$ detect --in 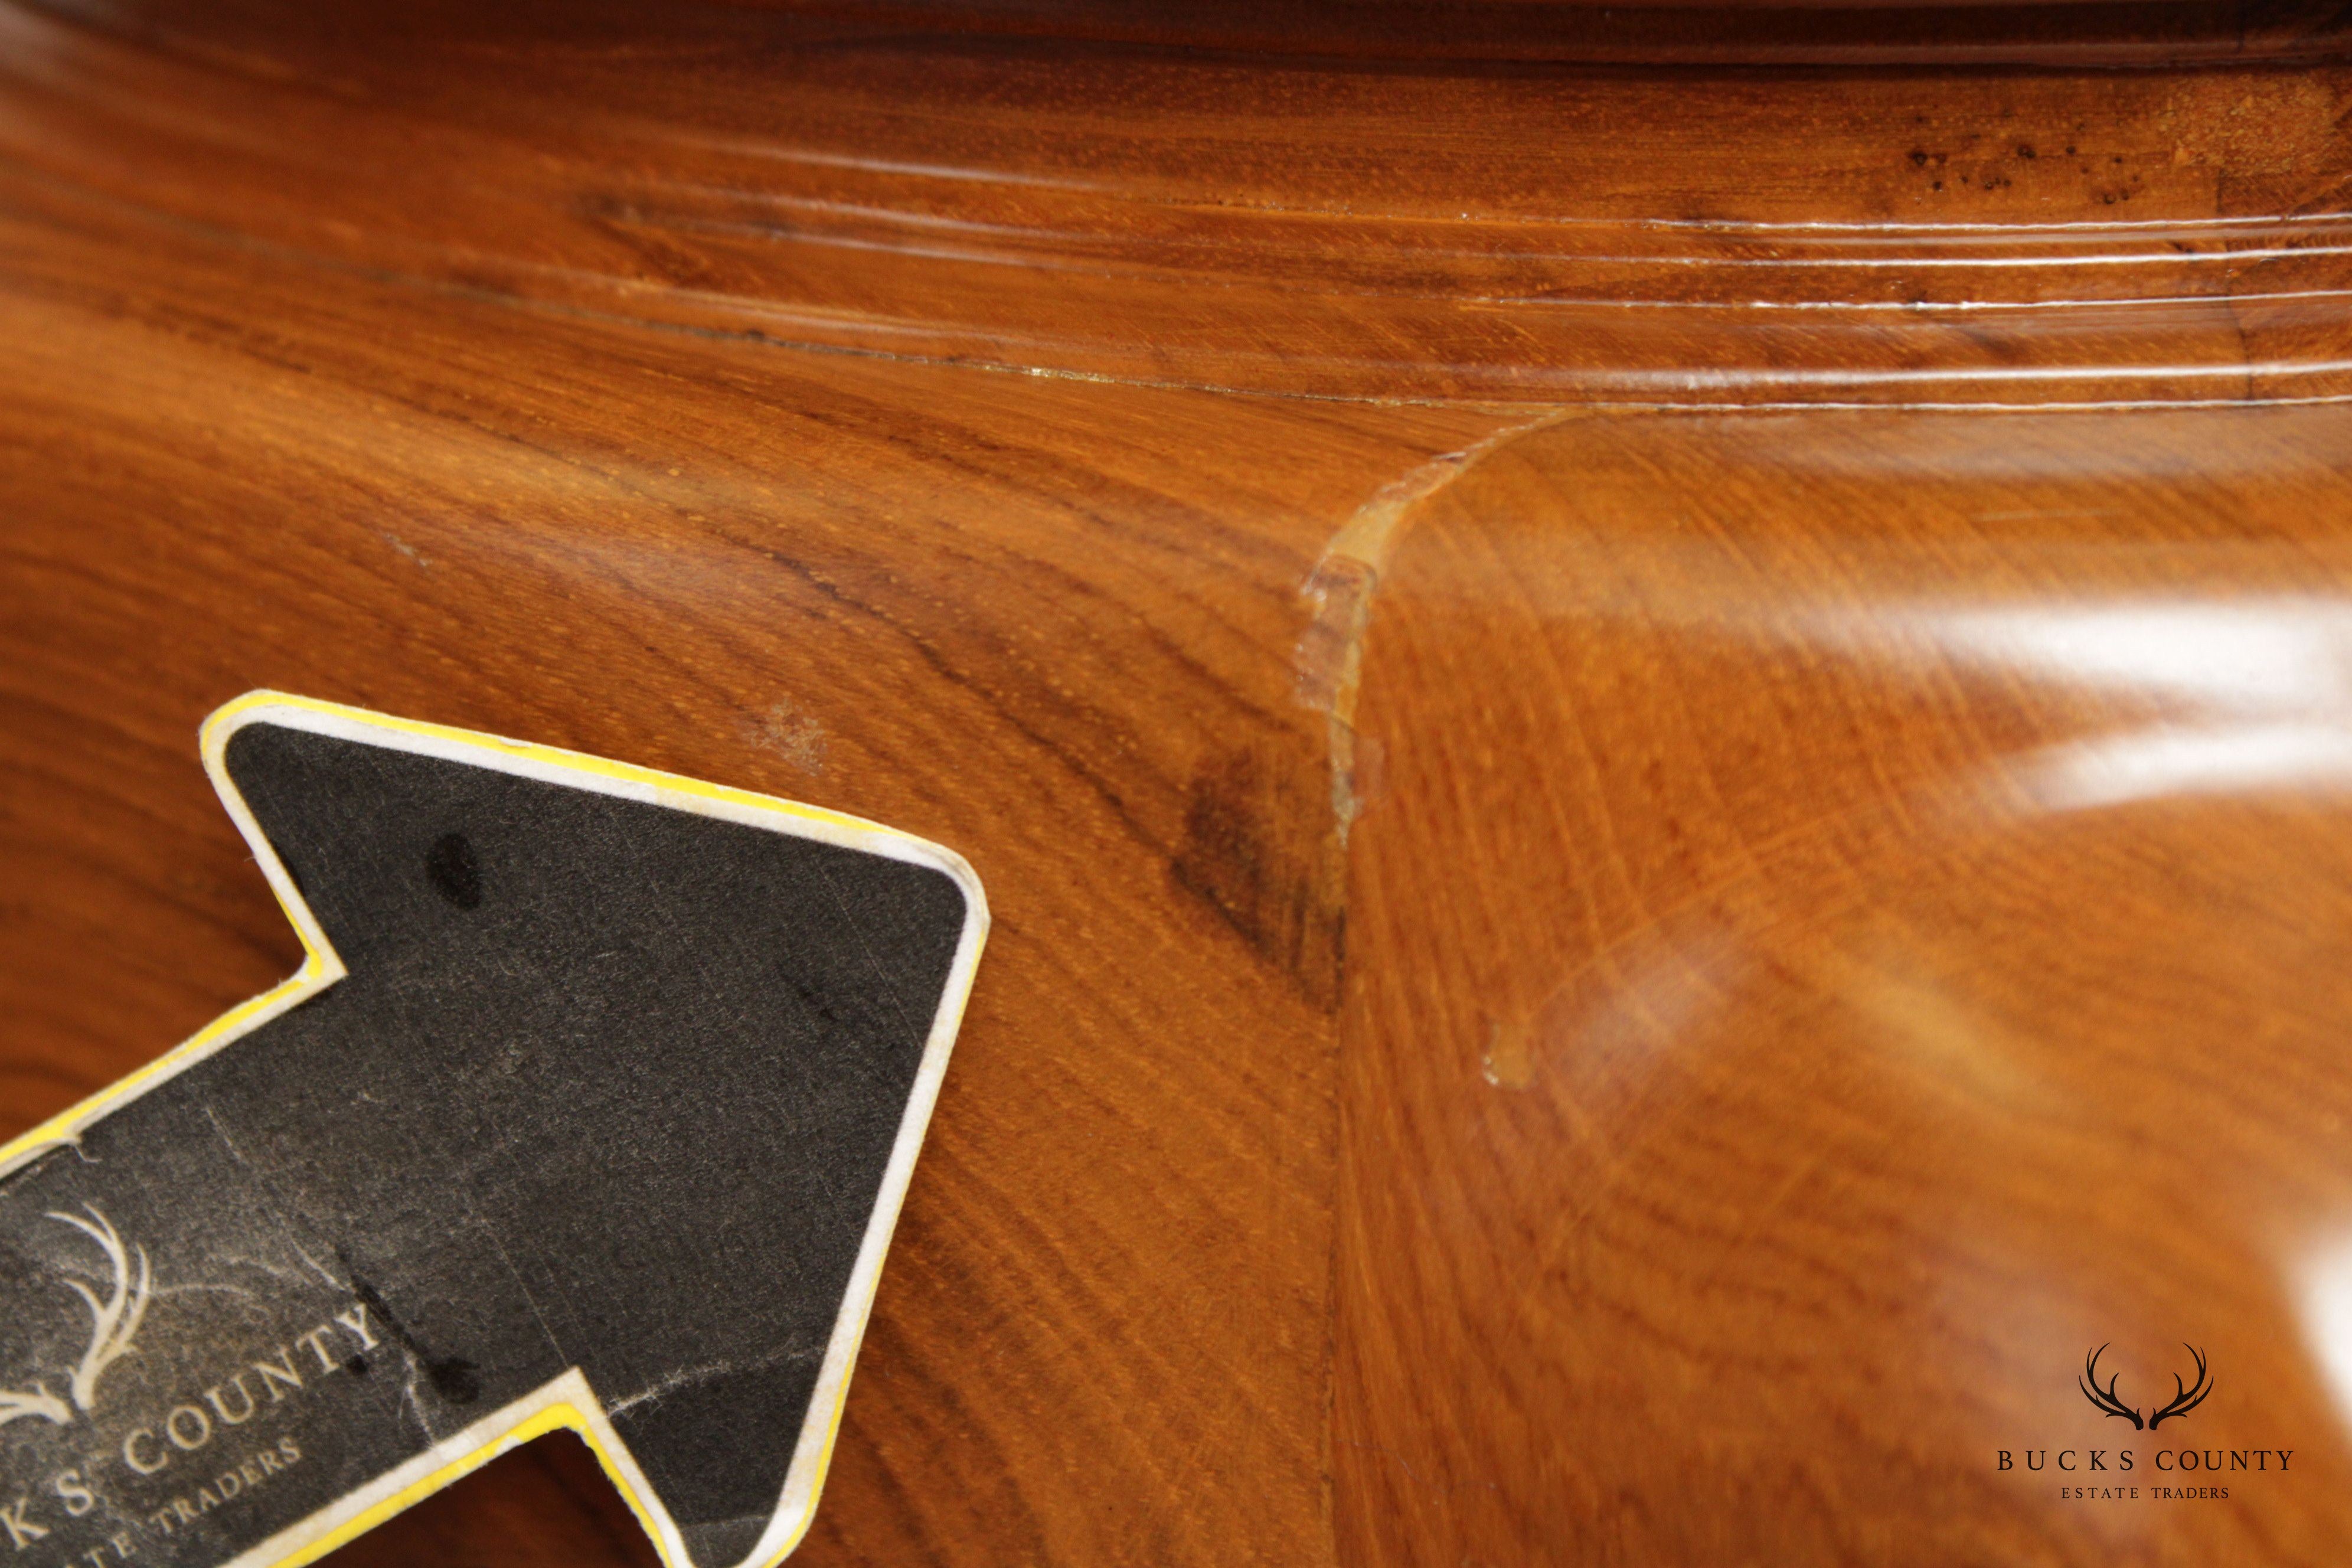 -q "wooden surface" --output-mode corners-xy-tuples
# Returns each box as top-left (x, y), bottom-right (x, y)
(9, 2), (2352, 404)
(5, 3), (2352, 1564)
(1335, 407), (2352, 1566)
